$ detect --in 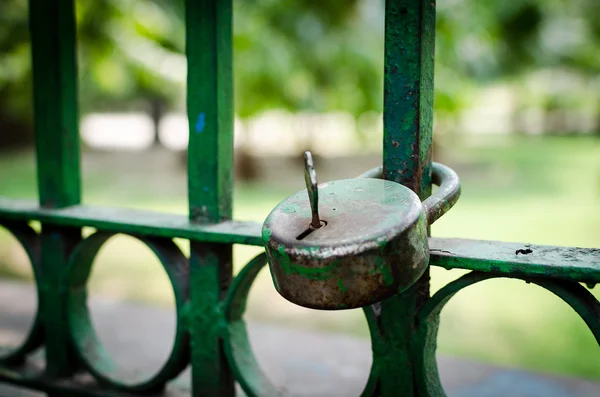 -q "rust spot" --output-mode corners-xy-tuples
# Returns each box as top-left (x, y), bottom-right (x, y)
(515, 248), (533, 255)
